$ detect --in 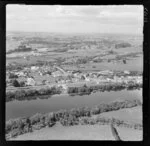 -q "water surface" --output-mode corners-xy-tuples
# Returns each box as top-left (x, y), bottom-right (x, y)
(6, 89), (142, 121)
